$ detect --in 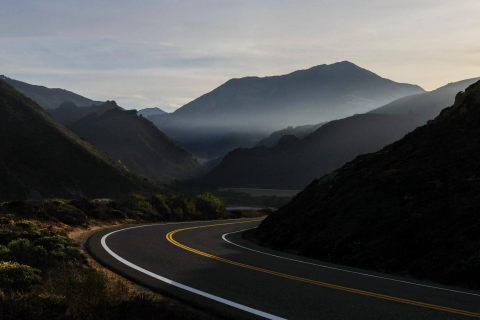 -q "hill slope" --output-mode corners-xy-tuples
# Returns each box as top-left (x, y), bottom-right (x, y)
(69, 108), (202, 182)
(150, 61), (423, 158)
(255, 80), (480, 287)
(0, 75), (102, 110)
(49, 100), (119, 126)
(205, 113), (417, 189)
(0, 79), (153, 200)
(370, 77), (480, 125)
